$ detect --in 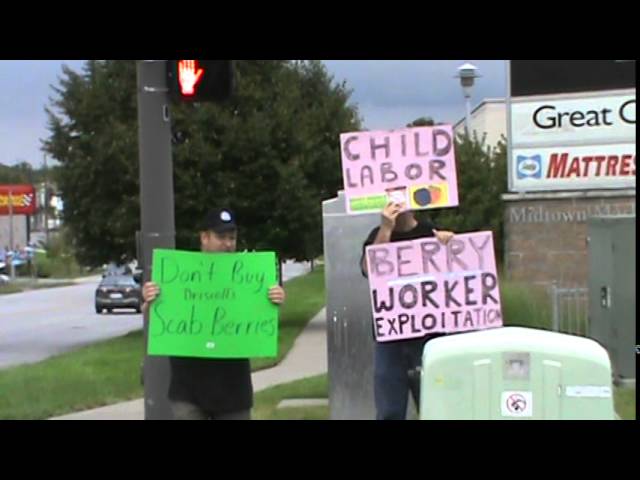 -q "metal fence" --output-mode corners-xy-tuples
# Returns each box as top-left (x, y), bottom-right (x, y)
(550, 284), (589, 336)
